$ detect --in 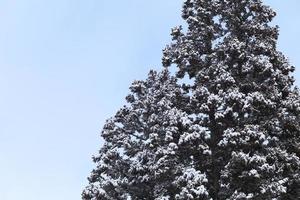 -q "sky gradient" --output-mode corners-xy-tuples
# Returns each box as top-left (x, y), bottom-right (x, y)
(0, 1), (299, 200)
